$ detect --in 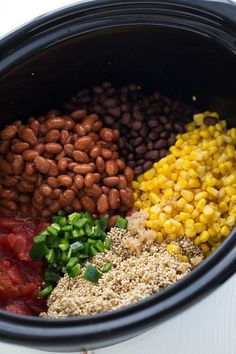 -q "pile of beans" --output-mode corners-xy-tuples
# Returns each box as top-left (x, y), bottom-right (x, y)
(65, 82), (195, 175)
(0, 110), (134, 218)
